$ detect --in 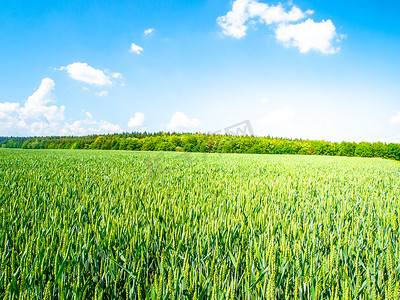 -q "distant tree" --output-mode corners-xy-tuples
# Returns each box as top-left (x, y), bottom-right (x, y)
(170, 135), (182, 148)
(156, 141), (175, 151)
(386, 144), (400, 160)
(355, 143), (373, 157)
(111, 142), (120, 150)
(39, 140), (47, 149)
(92, 136), (106, 149)
(71, 141), (83, 149)
(119, 139), (127, 150)
(0, 132), (399, 161)
(372, 142), (386, 158)
(206, 140), (213, 152)
(249, 144), (263, 154)
(31, 141), (40, 149)
(126, 138), (141, 150)
(338, 142), (356, 157)
(182, 135), (198, 152)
